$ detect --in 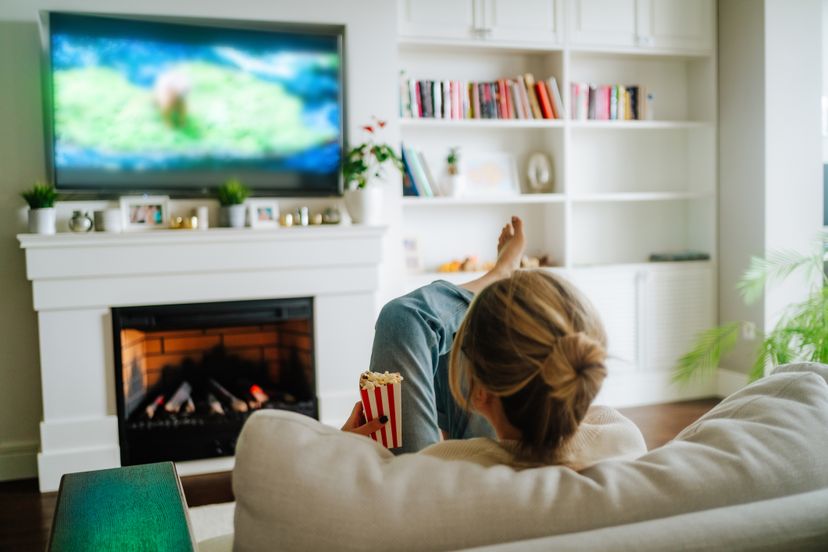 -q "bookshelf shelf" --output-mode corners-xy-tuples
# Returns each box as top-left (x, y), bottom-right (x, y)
(401, 194), (565, 206)
(571, 192), (713, 202)
(569, 120), (711, 130)
(398, 37), (564, 55)
(401, 118), (565, 129)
